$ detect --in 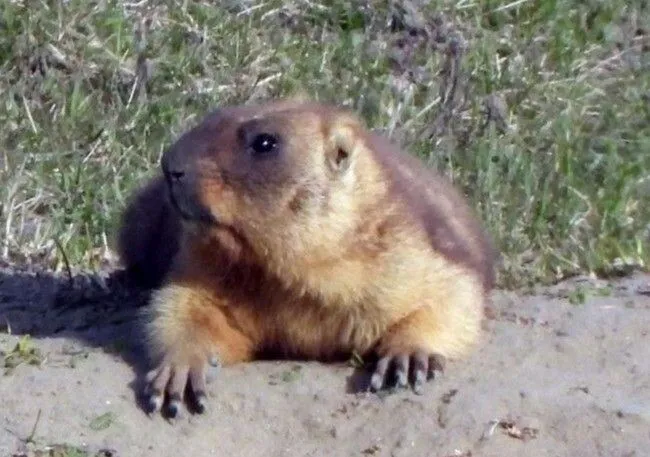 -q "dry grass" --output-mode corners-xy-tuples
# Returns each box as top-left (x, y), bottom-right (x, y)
(1, 0), (649, 288)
